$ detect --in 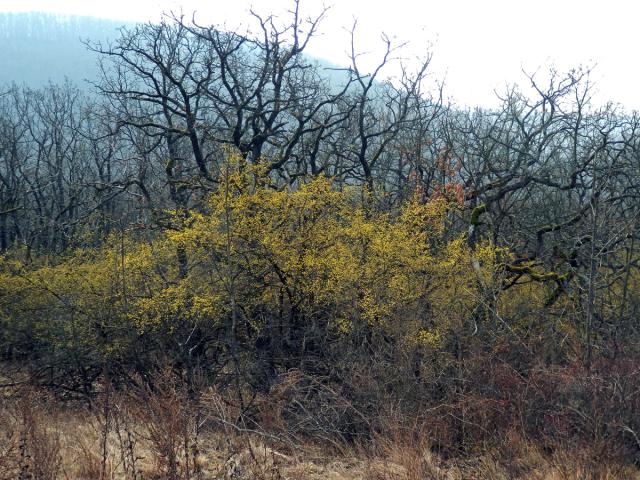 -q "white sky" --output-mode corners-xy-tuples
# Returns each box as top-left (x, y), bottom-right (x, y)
(2, 0), (639, 109)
